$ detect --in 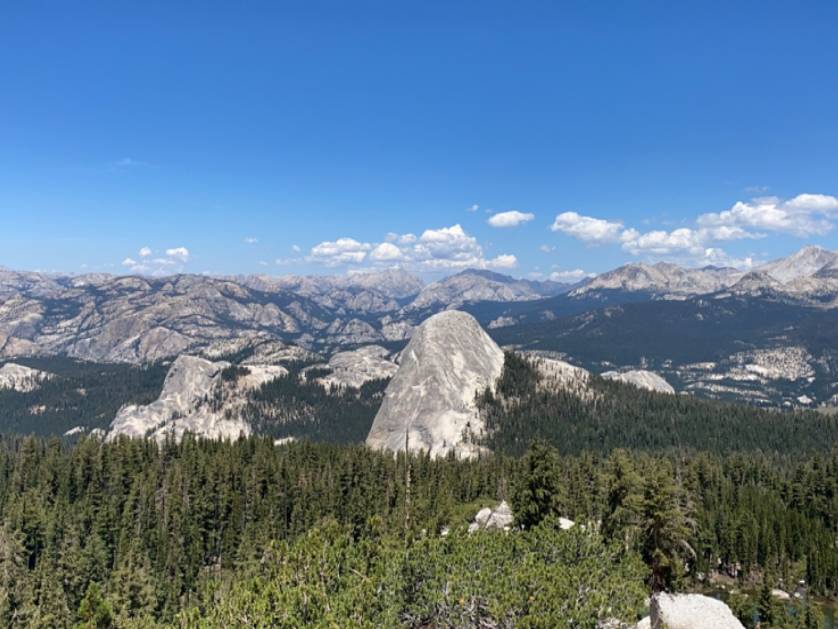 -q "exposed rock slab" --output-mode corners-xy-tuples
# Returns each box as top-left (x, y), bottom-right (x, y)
(366, 310), (504, 458)
(107, 355), (286, 442)
(468, 500), (514, 533)
(644, 592), (744, 629)
(306, 345), (398, 389)
(0, 362), (52, 392)
(601, 370), (675, 394)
